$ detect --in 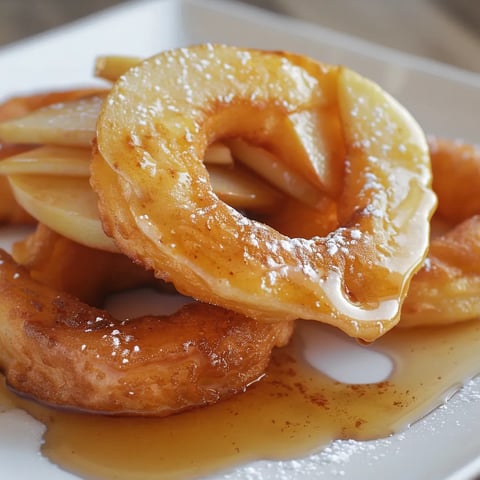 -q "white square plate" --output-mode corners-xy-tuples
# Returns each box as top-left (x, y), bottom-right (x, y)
(1, 1), (480, 479)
